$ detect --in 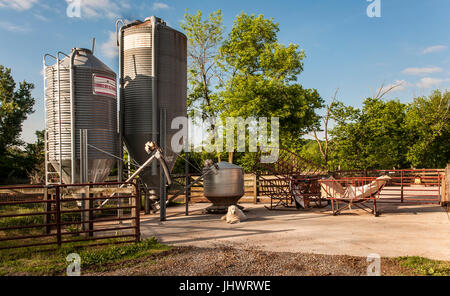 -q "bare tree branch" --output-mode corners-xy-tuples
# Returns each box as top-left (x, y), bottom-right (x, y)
(374, 81), (404, 100)
(312, 88), (339, 165)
